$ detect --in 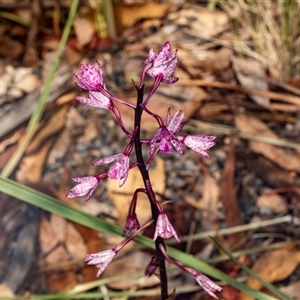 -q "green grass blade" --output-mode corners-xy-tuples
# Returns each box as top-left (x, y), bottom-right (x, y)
(0, 176), (282, 299)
